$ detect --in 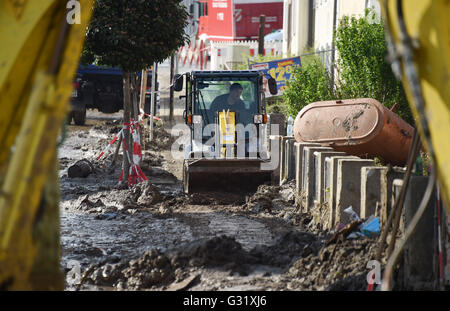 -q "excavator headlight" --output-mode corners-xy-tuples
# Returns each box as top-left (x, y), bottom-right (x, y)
(193, 115), (203, 124)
